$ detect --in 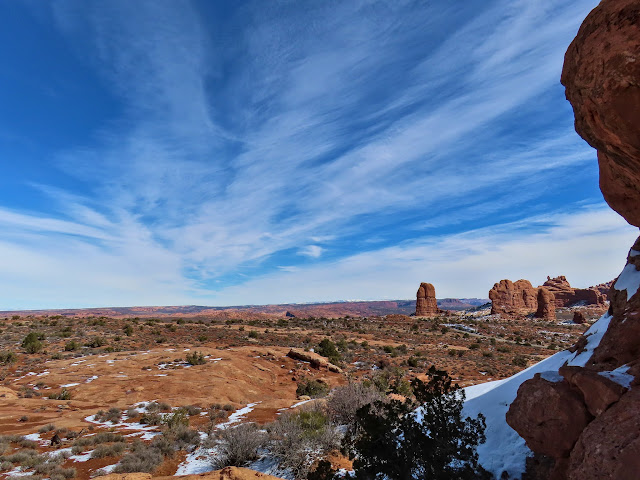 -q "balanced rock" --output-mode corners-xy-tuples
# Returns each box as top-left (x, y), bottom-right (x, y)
(415, 282), (438, 316)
